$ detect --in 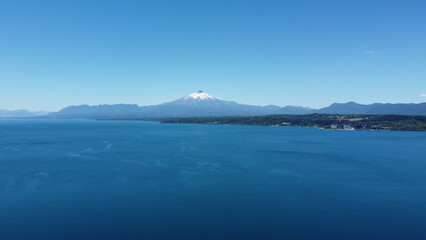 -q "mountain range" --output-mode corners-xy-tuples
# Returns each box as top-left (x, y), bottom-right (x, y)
(2, 91), (425, 119)
(42, 90), (426, 119)
(0, 109), (49, 118)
